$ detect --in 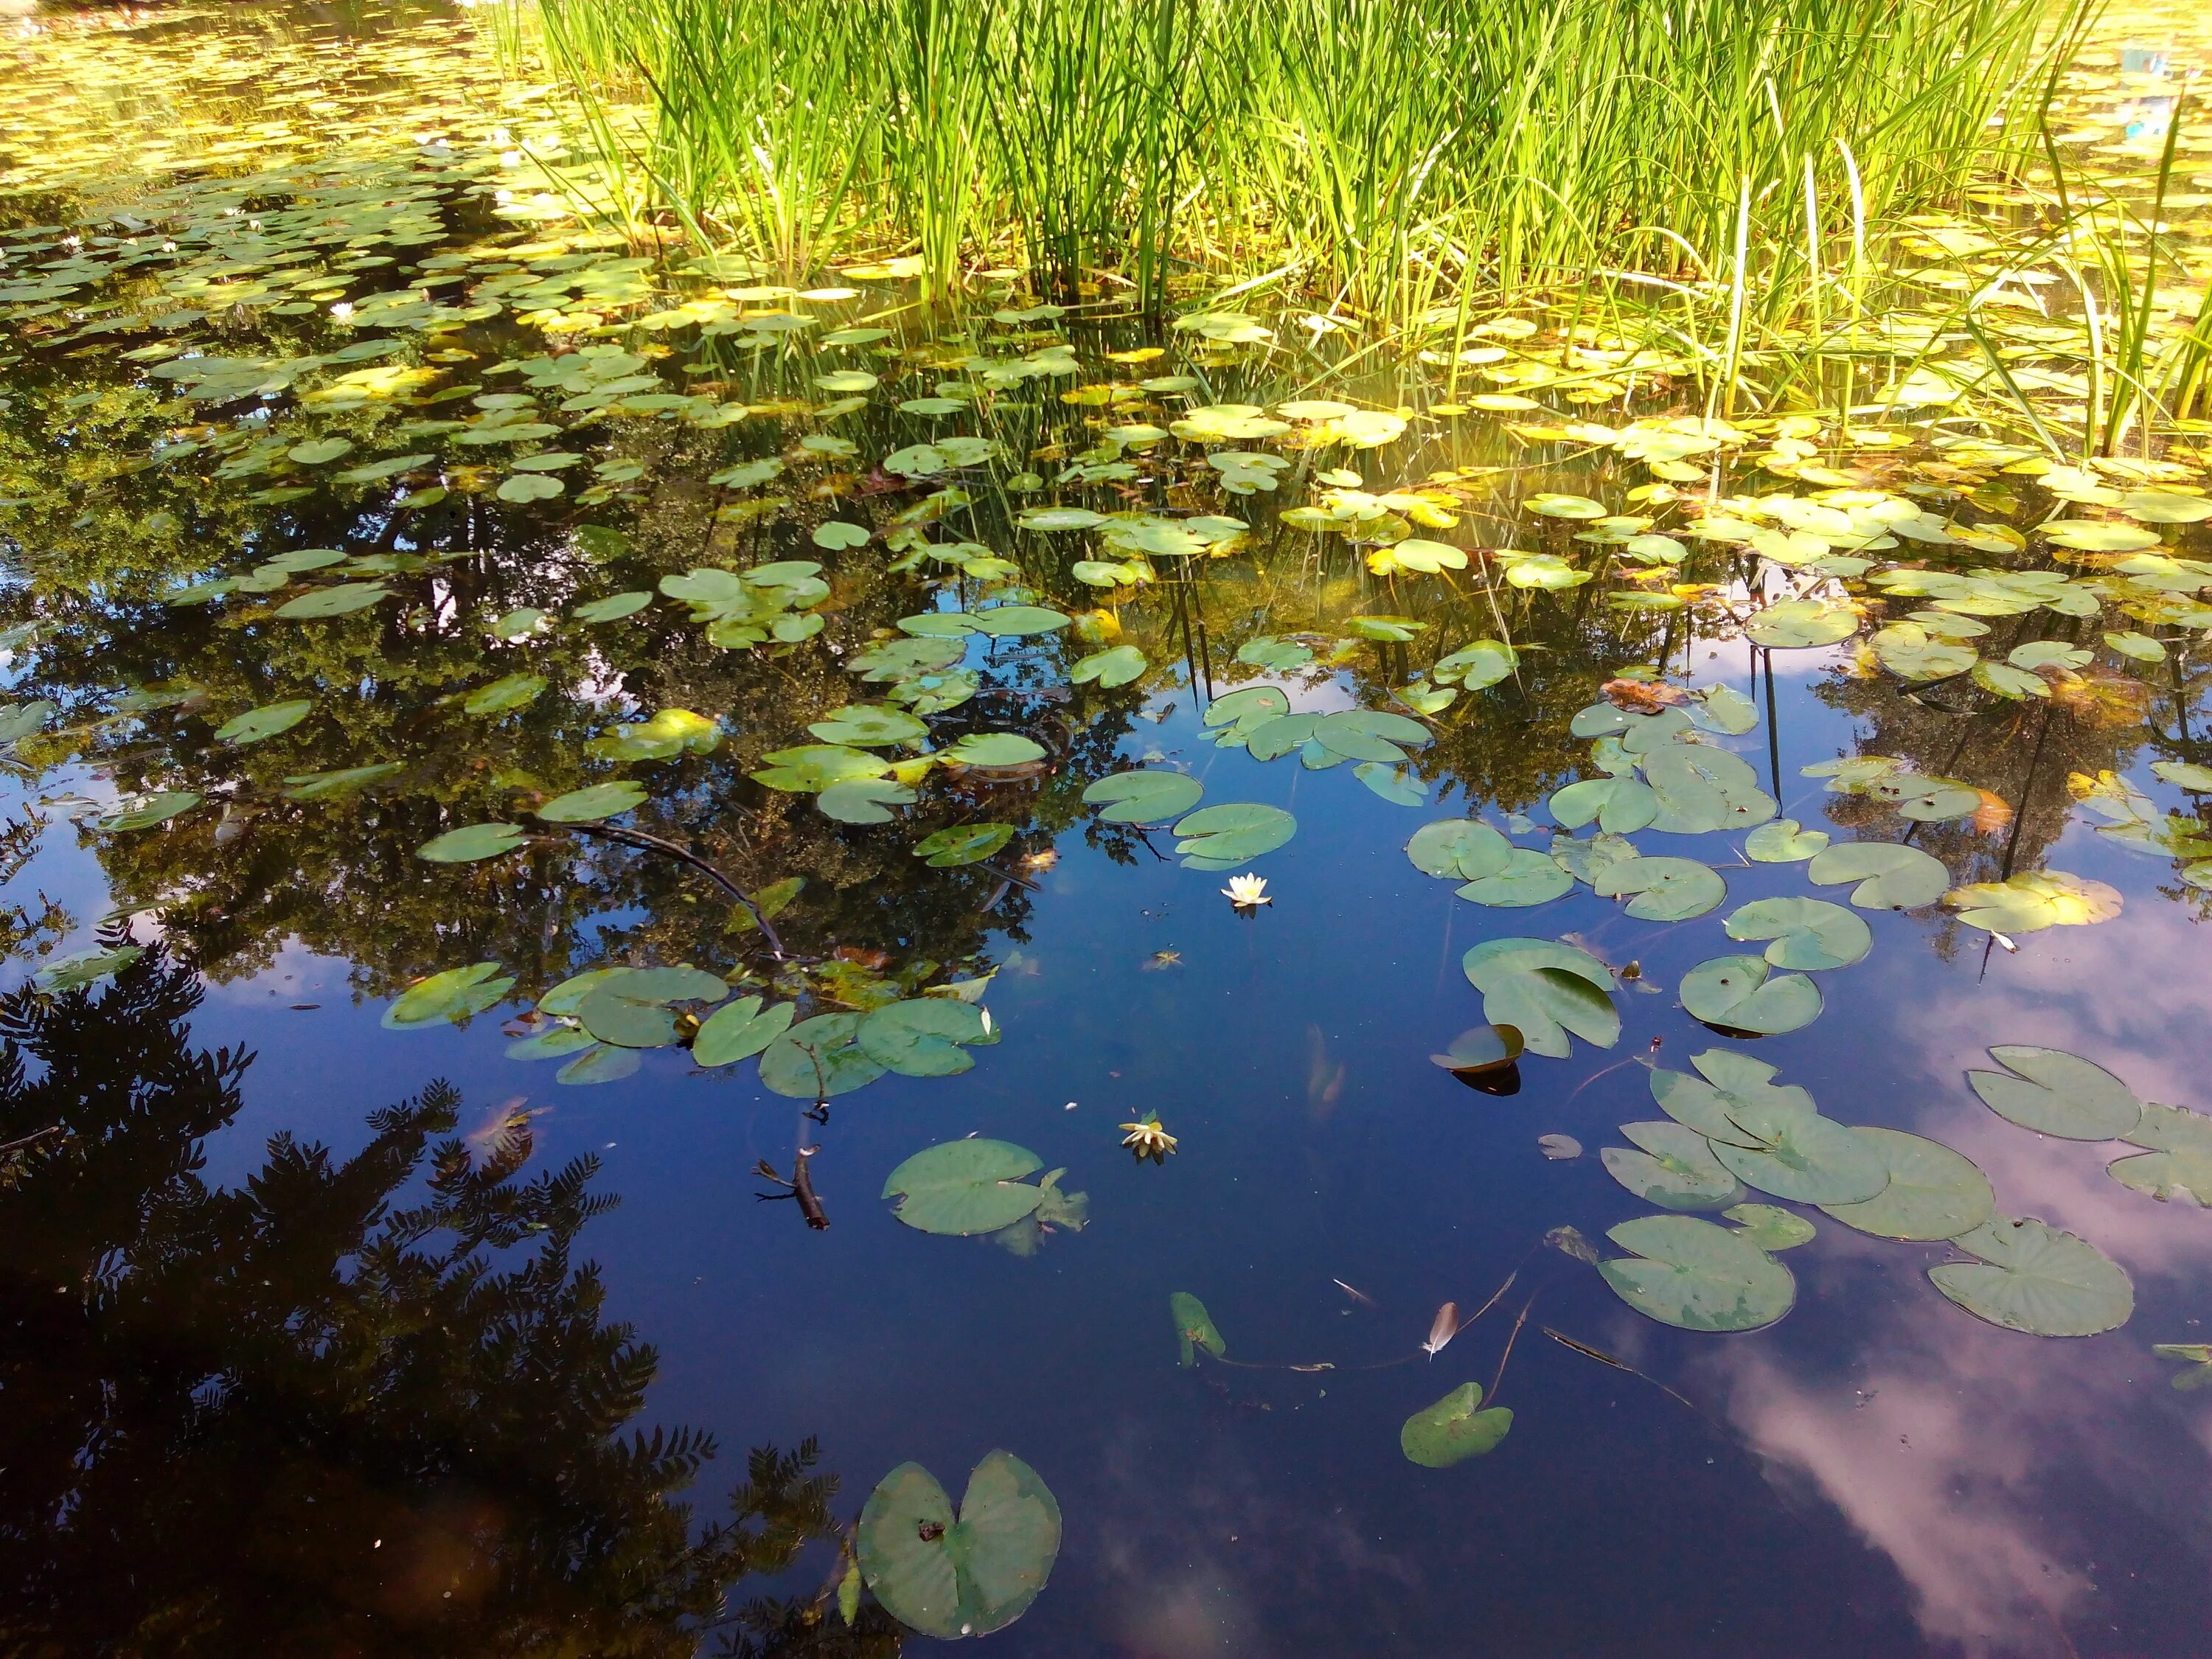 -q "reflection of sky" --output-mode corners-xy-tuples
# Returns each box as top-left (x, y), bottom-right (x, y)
(10, 658), (2212, 1655)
